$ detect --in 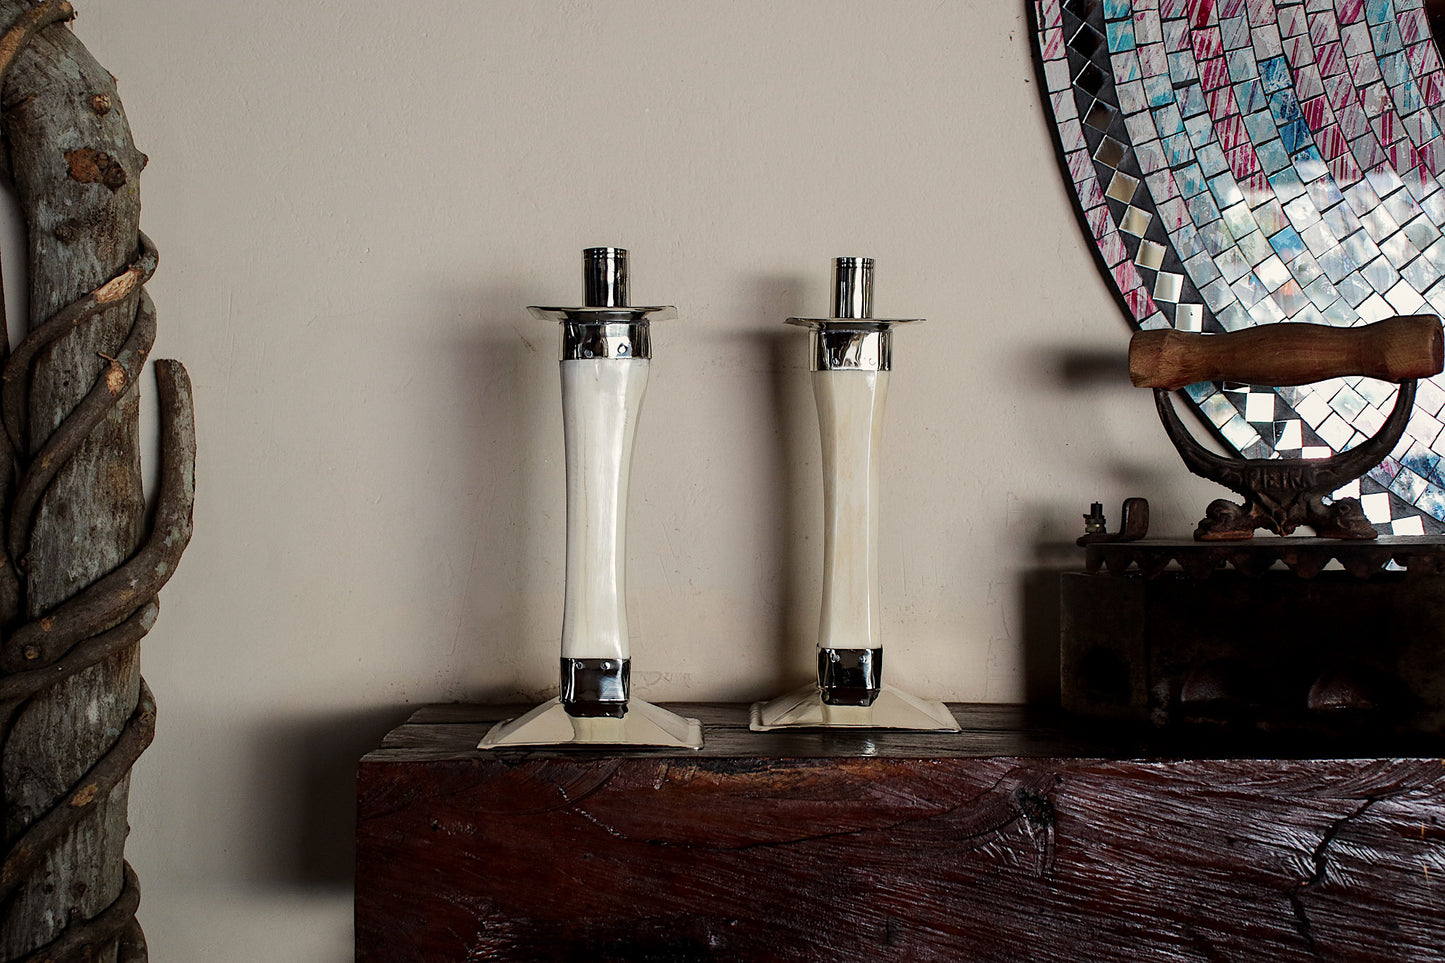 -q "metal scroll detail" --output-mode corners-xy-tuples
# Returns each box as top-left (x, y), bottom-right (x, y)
(0, 4), (196, 961)
(1154, 383), (1413, 540)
